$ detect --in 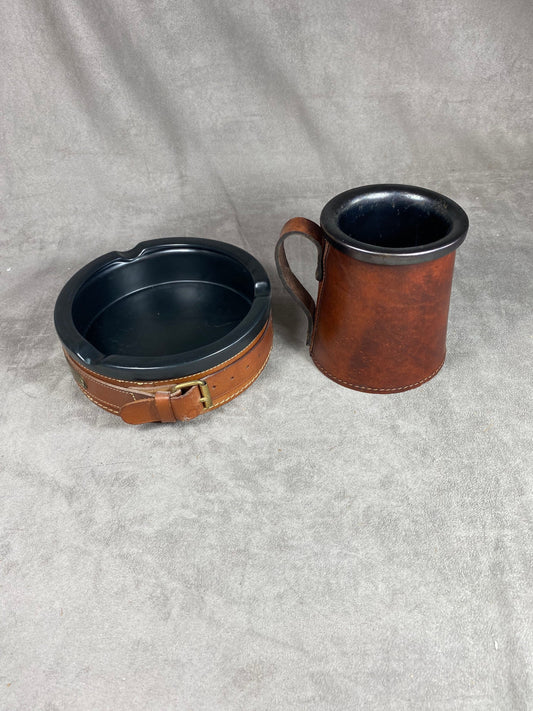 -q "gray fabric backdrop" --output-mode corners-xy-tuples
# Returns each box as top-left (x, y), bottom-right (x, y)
(2, 1), (533, 709)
